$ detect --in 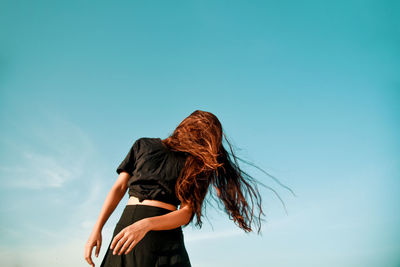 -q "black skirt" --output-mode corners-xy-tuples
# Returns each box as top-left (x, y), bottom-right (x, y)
(100, 204), (192, 267)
